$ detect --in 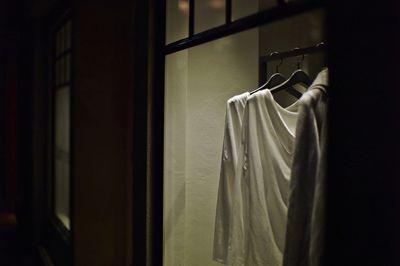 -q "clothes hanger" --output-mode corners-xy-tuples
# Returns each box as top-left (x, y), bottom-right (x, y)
(250, 53), (287, 95)
(269, 50), (312, 98)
